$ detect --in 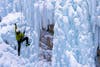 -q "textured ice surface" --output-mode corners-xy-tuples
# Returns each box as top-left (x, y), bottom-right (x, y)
(52, 0), (98, 67)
